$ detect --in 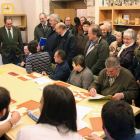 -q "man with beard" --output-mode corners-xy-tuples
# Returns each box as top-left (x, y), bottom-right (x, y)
(0, 87), (20, 138)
